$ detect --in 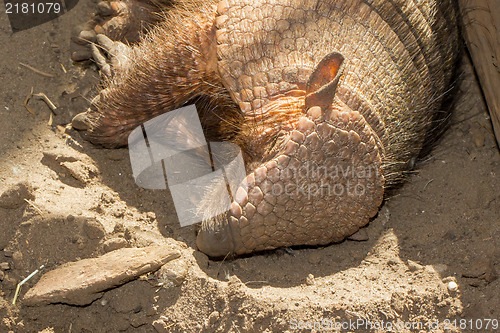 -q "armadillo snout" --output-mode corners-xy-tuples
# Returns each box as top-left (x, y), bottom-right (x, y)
(197, 99), (385, 257)
(196, 213), (235, 258)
